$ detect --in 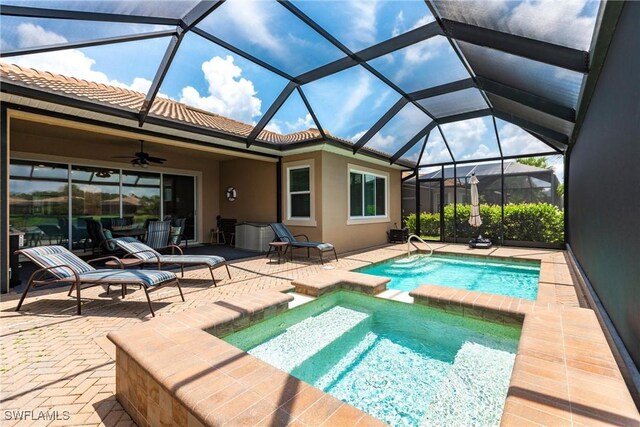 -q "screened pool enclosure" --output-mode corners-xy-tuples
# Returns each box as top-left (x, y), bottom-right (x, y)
(1, 0), (603, 247)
